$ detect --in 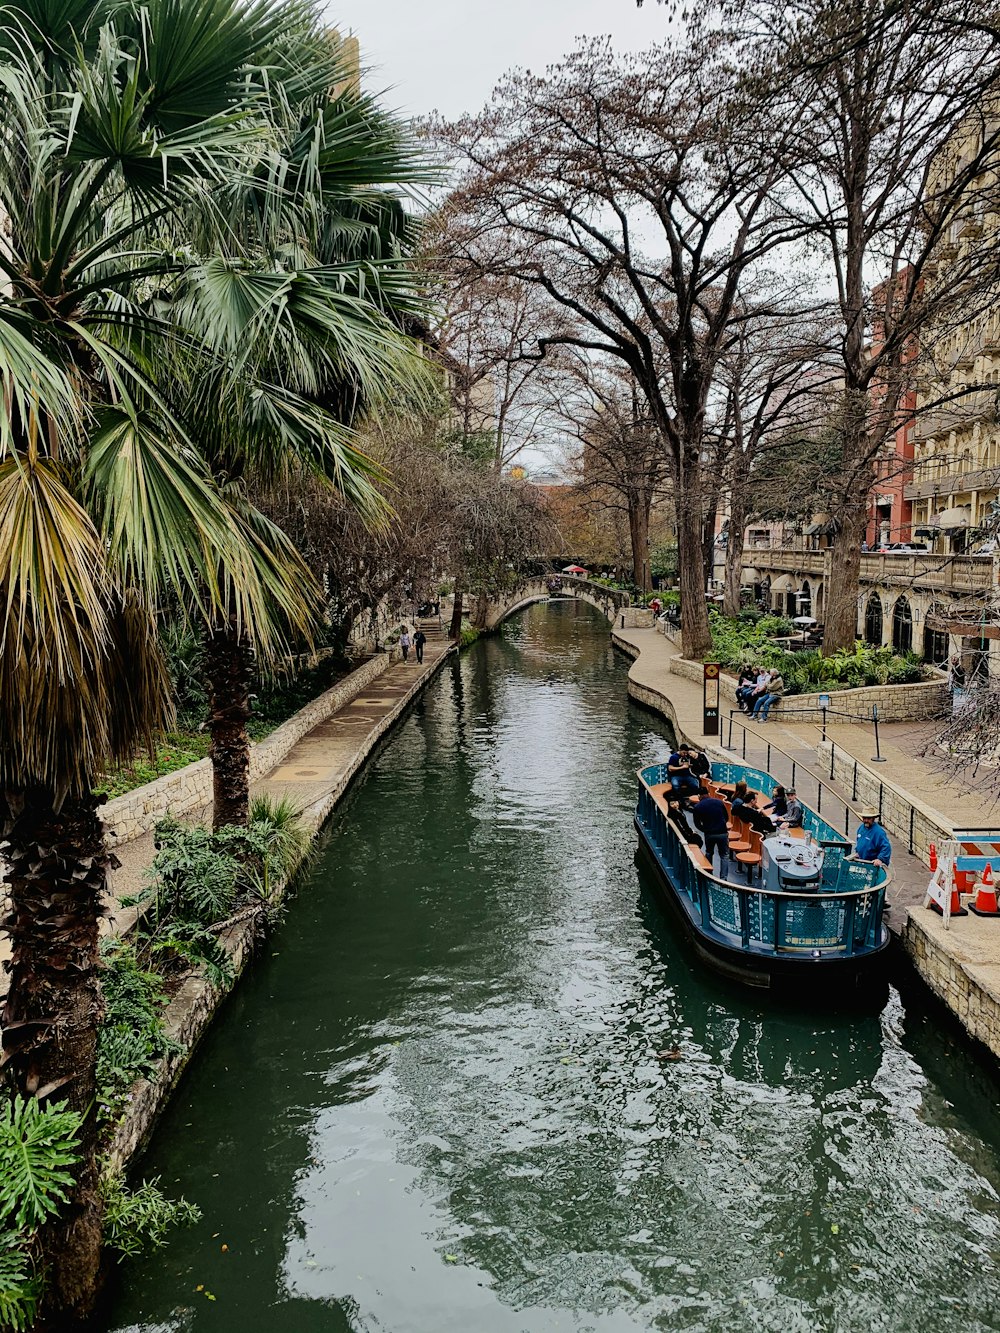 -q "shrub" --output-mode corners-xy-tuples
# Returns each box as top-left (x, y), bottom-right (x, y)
(101, 1175), (201, 1260)
(459, 619), (480, 648)
(97, 941), (179, 1118)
